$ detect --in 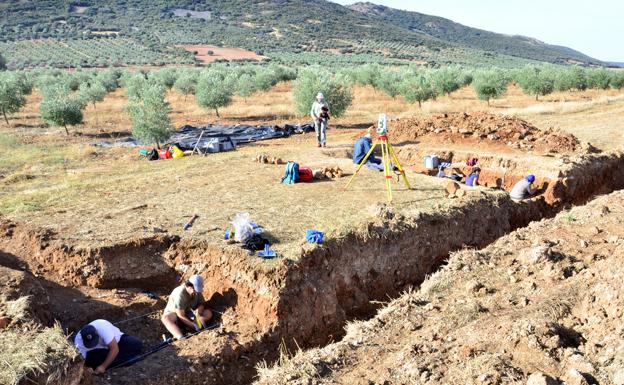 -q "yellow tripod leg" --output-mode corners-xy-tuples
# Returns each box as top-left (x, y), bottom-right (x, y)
(381, 140), (393, 202)
(387, 141), (412, 190)
(344, 139), (379, 190)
